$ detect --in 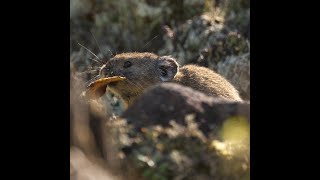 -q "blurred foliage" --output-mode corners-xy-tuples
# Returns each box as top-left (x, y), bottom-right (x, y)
(107, 114), (249, 180)
(70, 0), (249, 54)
